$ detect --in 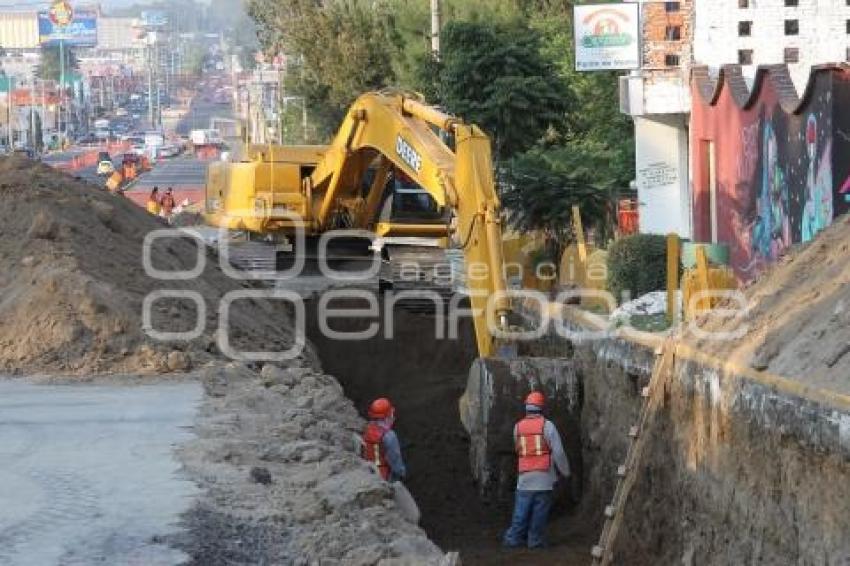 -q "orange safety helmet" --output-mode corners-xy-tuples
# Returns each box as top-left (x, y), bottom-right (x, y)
(525, 391), (545, 408)
(368, 397), (395, 419)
